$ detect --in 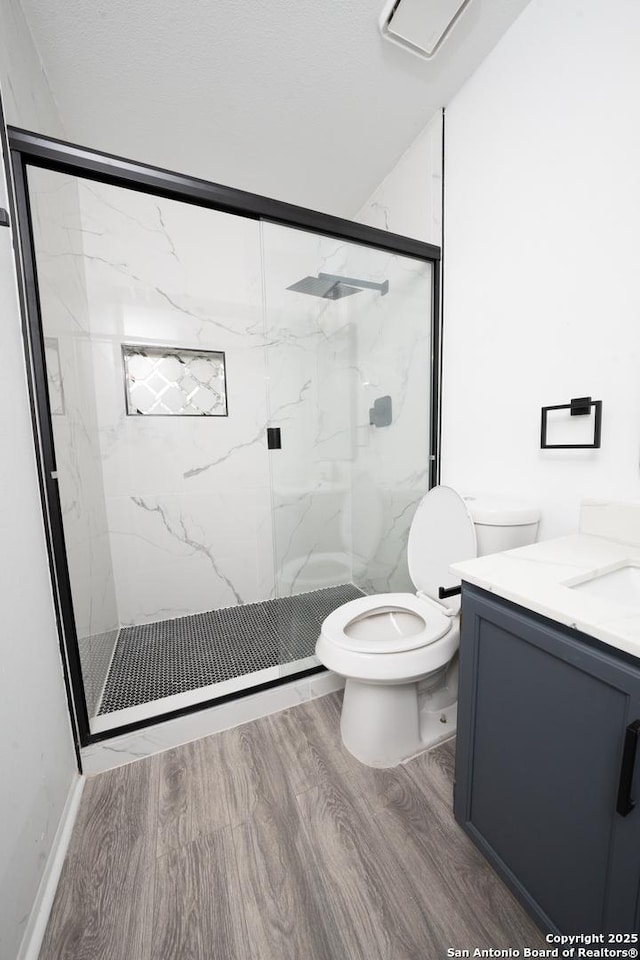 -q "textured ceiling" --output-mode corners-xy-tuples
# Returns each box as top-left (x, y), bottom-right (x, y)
(19, 0), (531, 218)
